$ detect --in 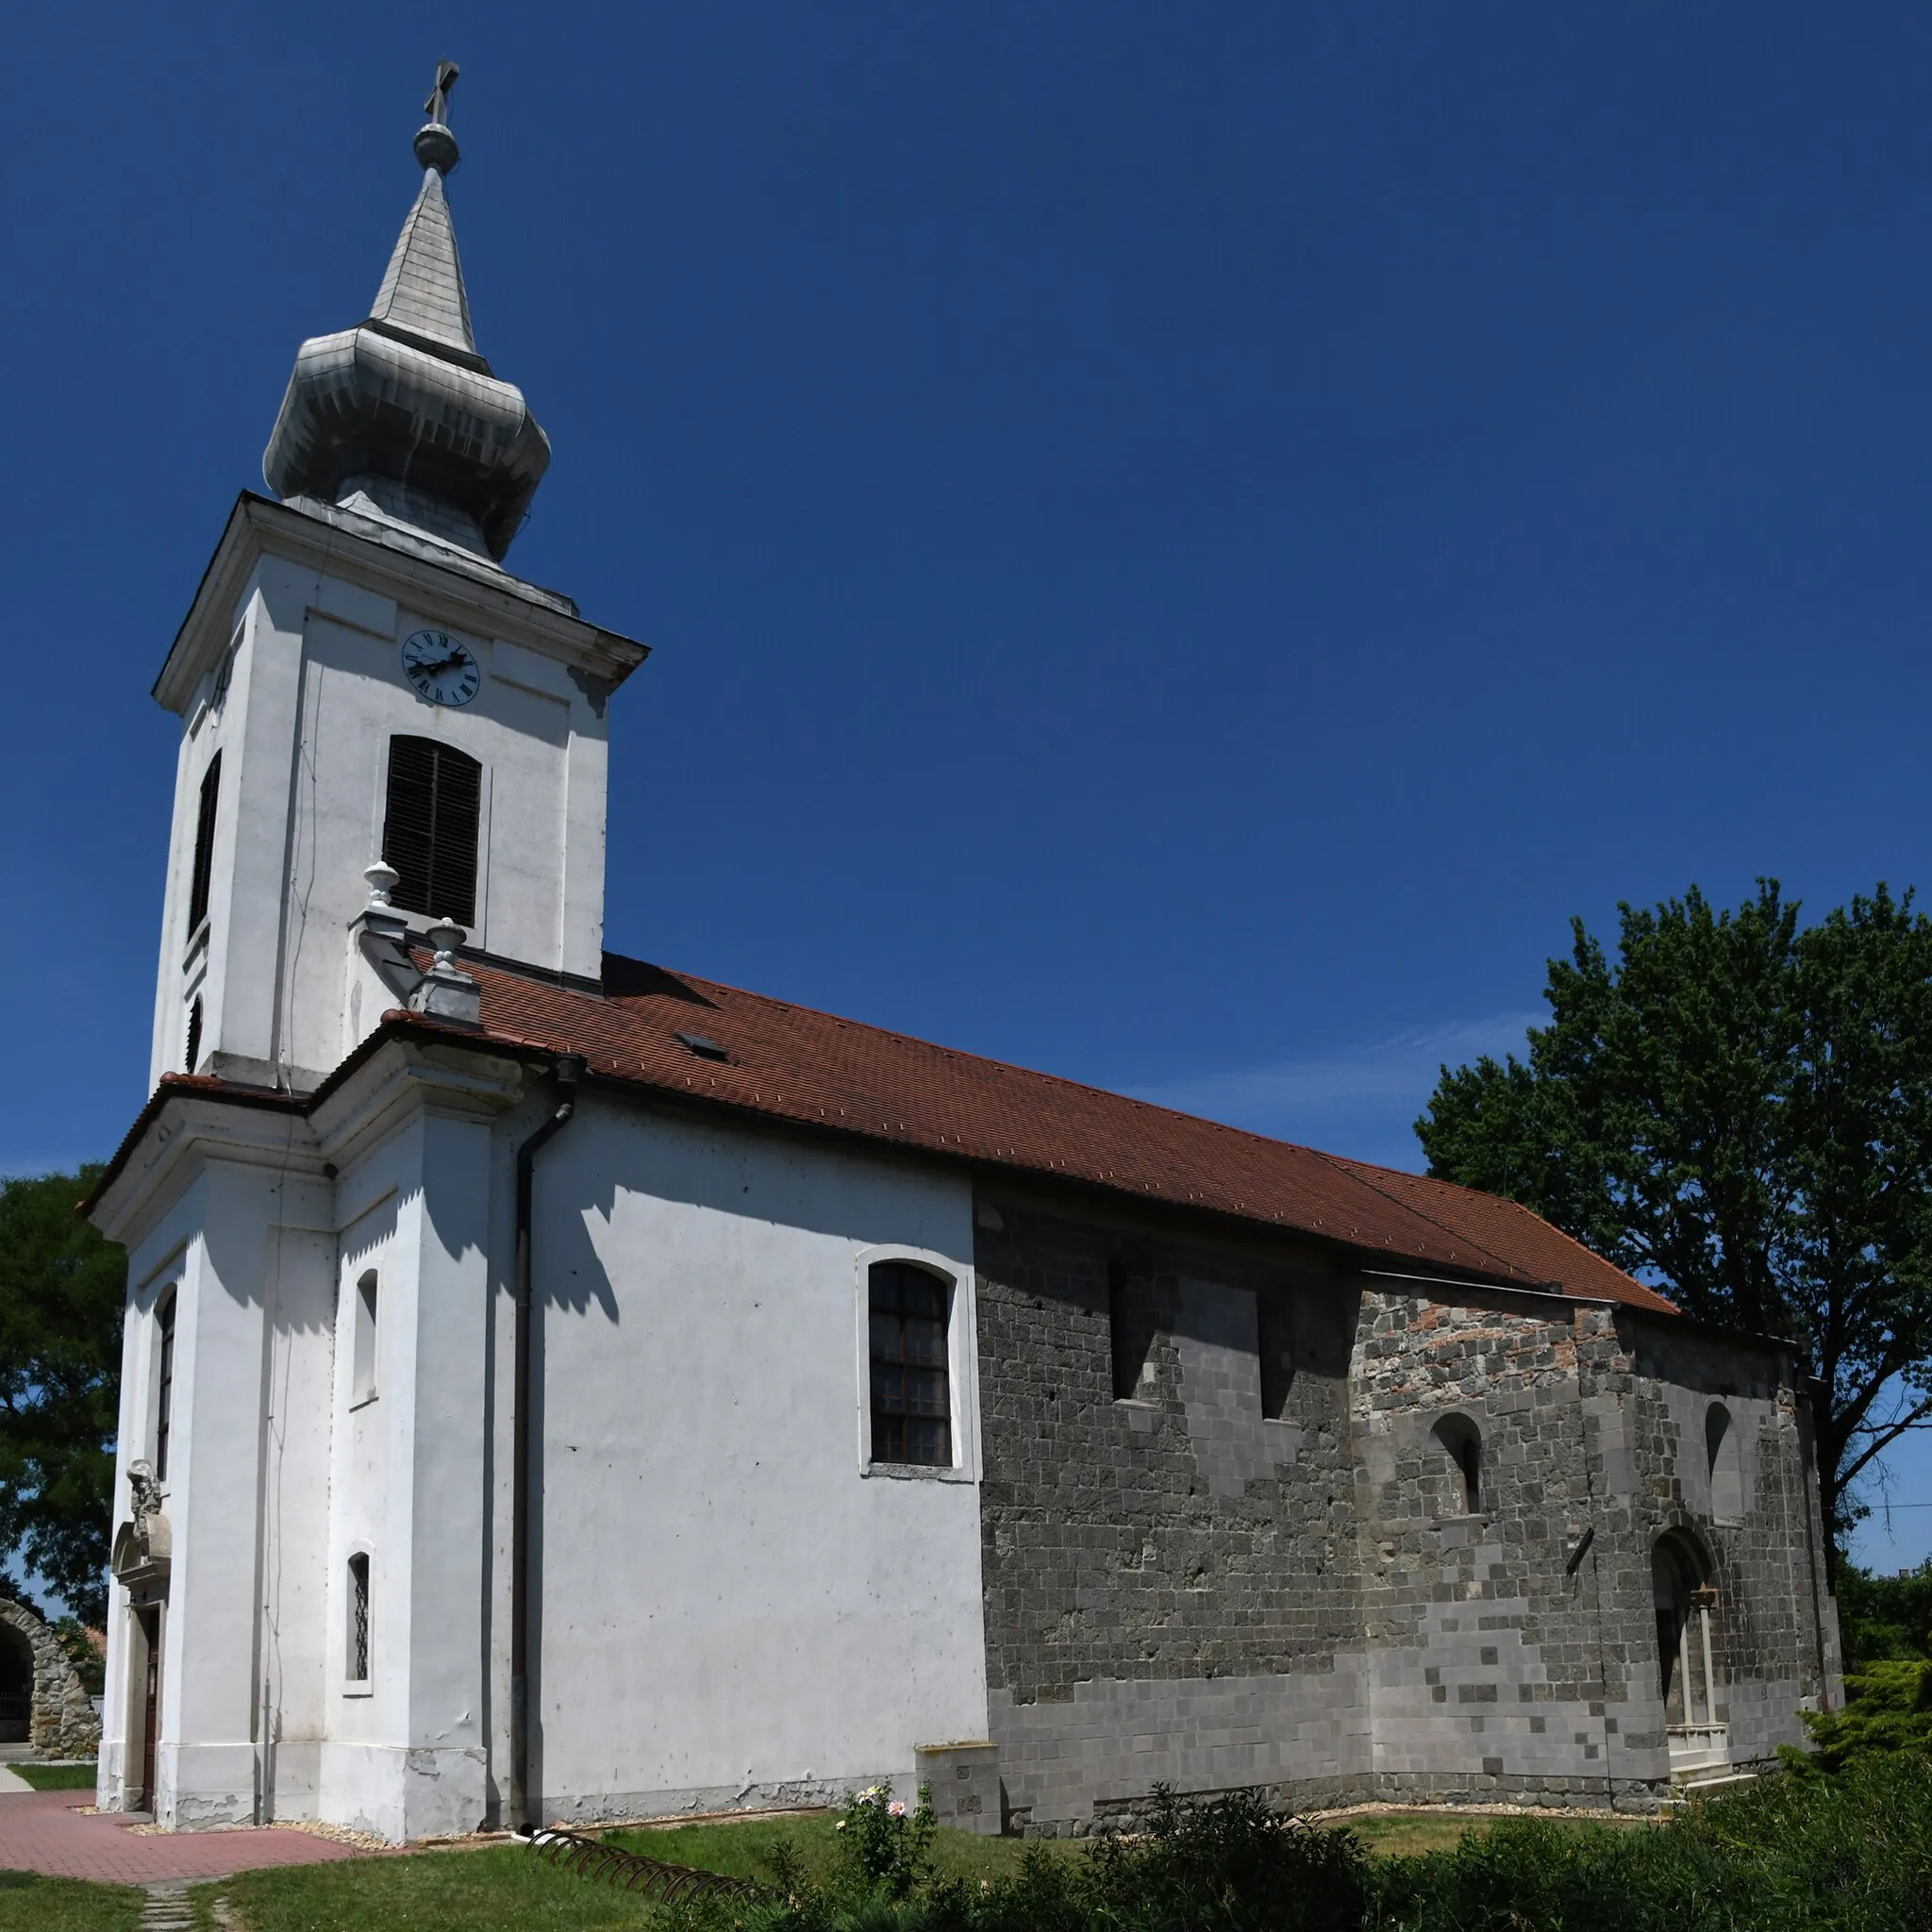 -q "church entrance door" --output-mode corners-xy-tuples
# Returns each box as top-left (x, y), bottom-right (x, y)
(135, 1607), (161, 1813)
